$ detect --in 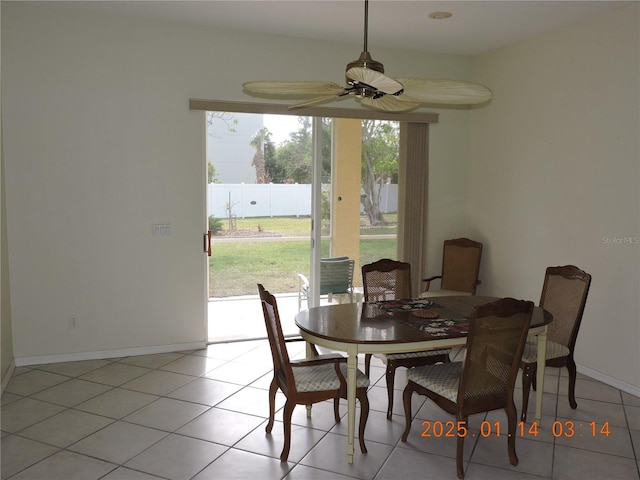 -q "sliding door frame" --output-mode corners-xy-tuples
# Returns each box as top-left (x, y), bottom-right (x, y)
(189, 99), (438, 124)
(190, 99), (439, 303)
